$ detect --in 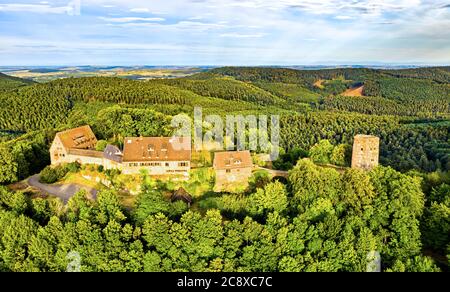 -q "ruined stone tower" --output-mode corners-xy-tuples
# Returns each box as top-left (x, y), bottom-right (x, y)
(351, 135), (380, 171)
